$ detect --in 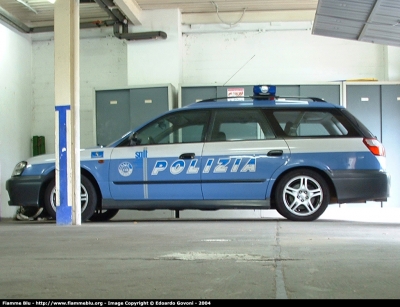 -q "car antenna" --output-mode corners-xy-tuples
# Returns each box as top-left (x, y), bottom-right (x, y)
(223, 54), (255, 86)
